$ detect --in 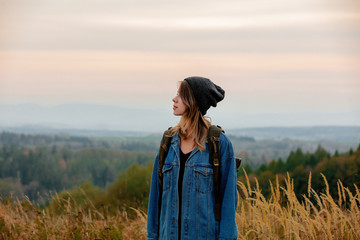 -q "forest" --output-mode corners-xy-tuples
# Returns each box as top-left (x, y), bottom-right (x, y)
(0, 131), (359, 211)
(240, 144), (360, 201)
(1, 131), (359, 239)
(0, 143), (155, 202)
